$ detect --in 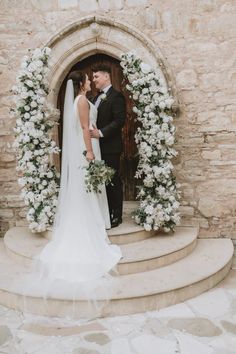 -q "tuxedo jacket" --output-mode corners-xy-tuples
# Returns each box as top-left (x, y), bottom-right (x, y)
(94, 86), (126, 154)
